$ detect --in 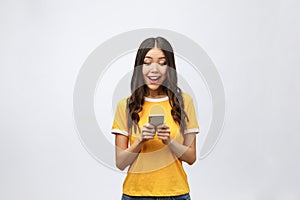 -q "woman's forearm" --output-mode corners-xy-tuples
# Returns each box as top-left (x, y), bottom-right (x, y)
(156, 125), (197, 165)
(116, 139), (144, 170)
(167, 140), (196, 165)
